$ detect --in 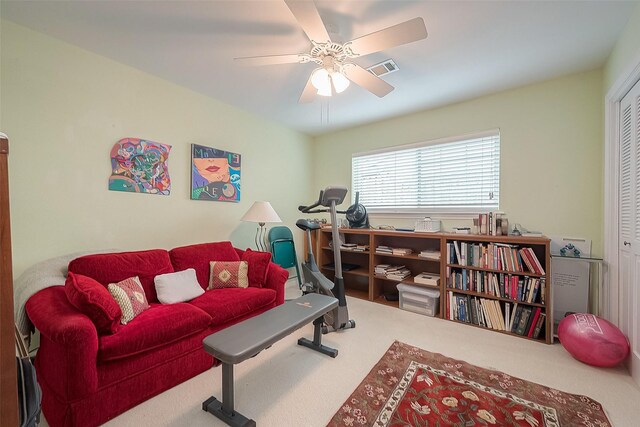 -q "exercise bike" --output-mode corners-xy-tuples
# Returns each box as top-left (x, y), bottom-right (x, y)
(296, 186), (356, 334)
